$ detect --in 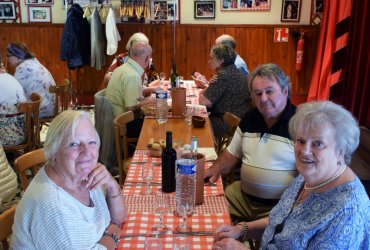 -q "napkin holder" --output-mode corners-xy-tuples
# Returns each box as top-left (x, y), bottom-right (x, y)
(196, 153), (205, 205)
(171, 87), (186, 116)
